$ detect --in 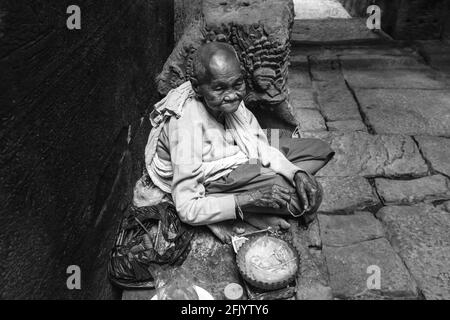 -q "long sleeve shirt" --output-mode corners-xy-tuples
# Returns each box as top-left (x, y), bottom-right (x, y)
(157, 97), (301, 226)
